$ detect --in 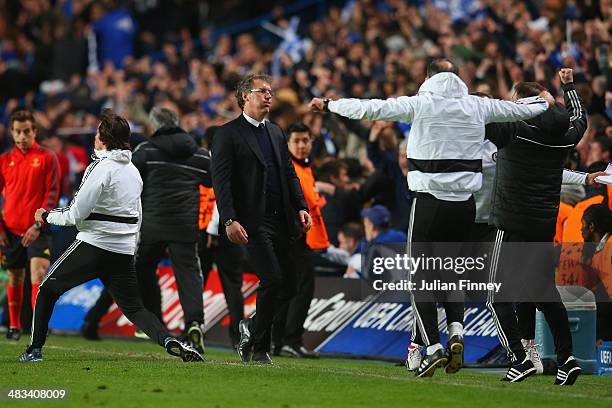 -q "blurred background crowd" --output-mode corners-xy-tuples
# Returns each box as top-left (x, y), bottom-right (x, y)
(0, 0), (610, 254)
